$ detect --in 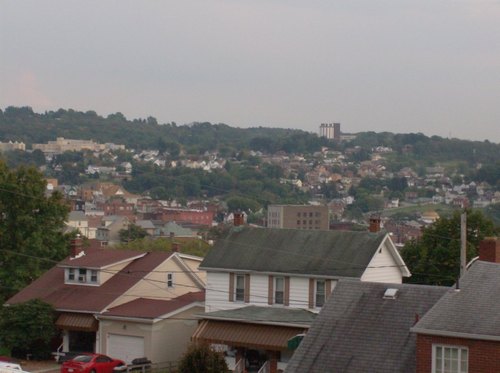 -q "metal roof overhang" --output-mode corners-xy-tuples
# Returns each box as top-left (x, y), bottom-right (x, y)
(192, 319), (307, 351)
(55, 313), (98, 332)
